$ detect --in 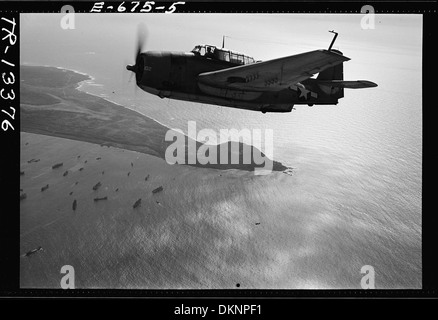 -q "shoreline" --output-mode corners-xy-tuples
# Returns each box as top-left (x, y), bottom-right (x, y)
(20, 65), (289, 172)
(47, 64), (190, 136)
